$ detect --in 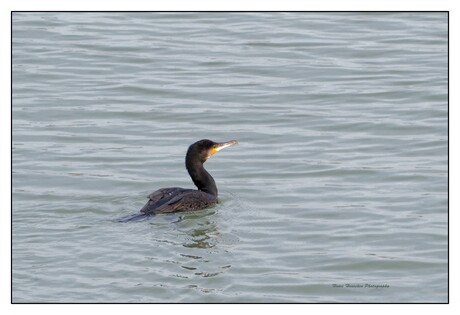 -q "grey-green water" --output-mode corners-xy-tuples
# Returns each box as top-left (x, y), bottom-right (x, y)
(12, 12), (447, 303)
